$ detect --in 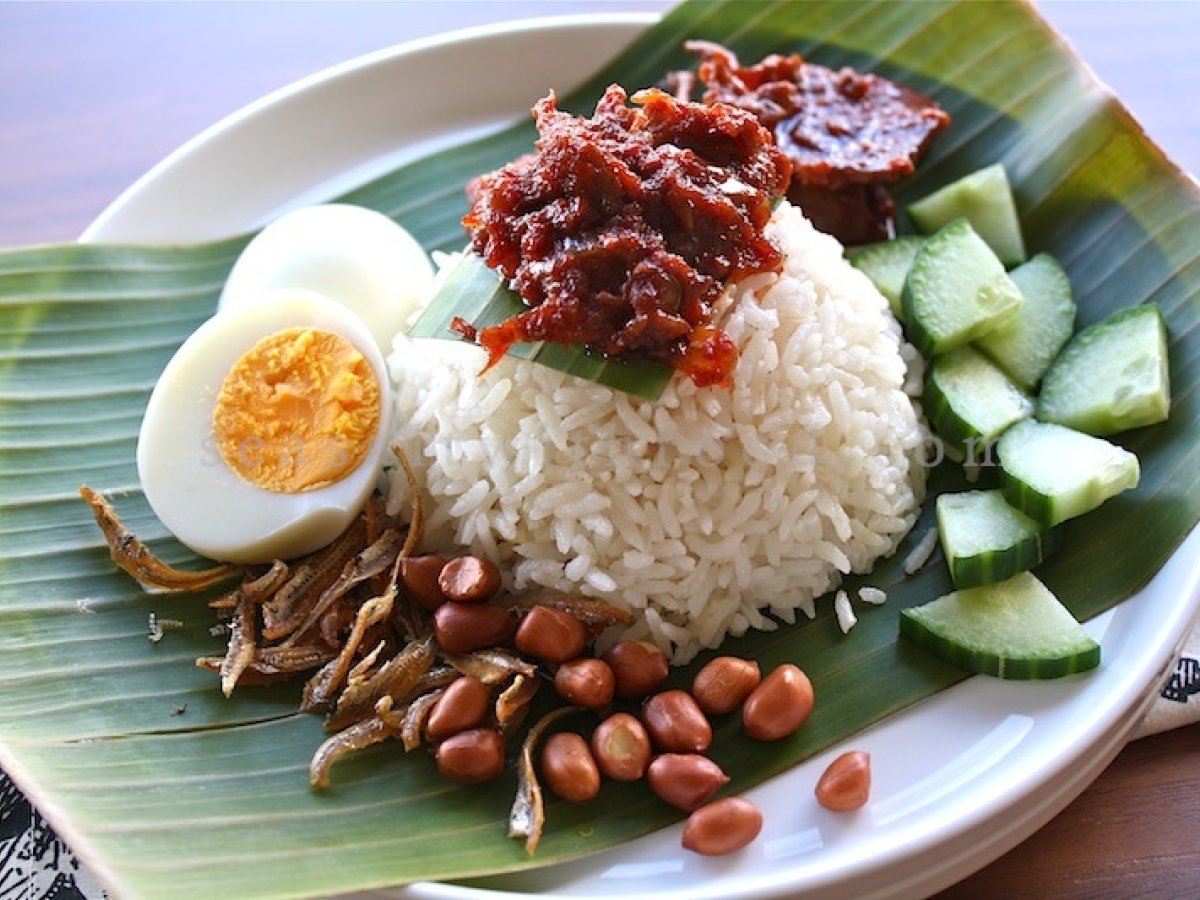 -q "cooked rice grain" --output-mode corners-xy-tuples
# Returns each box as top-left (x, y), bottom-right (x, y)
(387, 202), (924, 662)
